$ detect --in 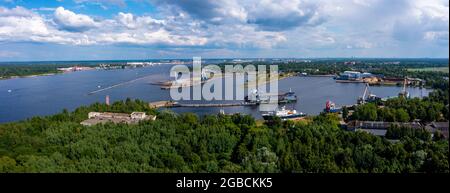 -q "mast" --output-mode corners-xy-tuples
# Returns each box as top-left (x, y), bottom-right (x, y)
(399, 77), (409, 98)
(402, 78), (407, 94)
